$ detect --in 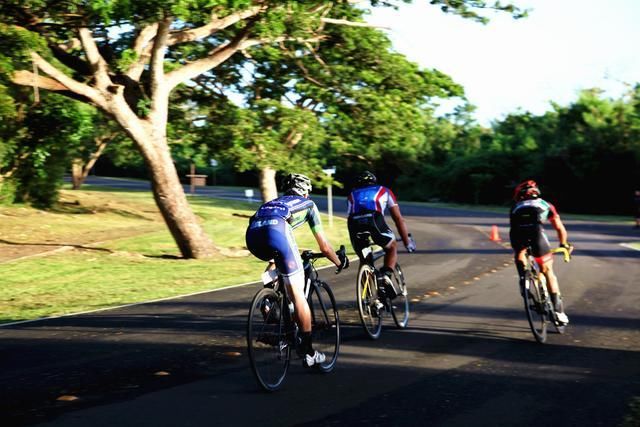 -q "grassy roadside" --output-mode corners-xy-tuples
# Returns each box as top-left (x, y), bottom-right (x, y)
(0, 187), (350, 324)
